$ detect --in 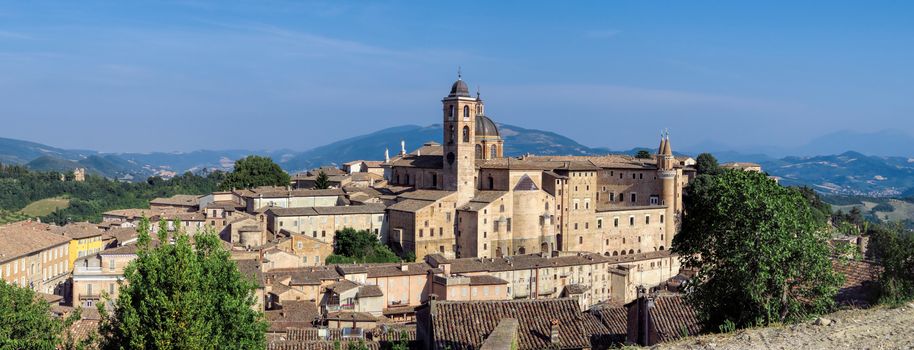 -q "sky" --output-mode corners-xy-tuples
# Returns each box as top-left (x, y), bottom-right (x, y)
(0, 1), (912, 153)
